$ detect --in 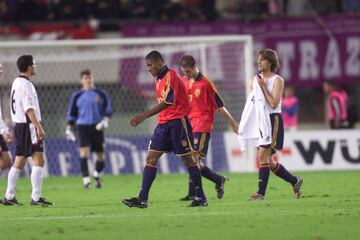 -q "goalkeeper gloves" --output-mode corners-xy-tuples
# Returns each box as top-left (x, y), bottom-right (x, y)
(96, 117), (109, 130)
(65, 126), (76, 142)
